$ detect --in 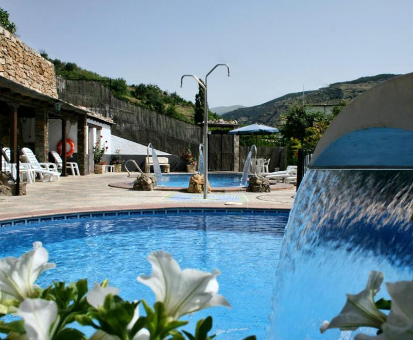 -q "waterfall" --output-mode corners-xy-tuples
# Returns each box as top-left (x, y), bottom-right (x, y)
(267, 169), (413, 339)
(198, 143), (204, 174)
(147, 143), (162, 186)
(241, 145), (257, 187)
